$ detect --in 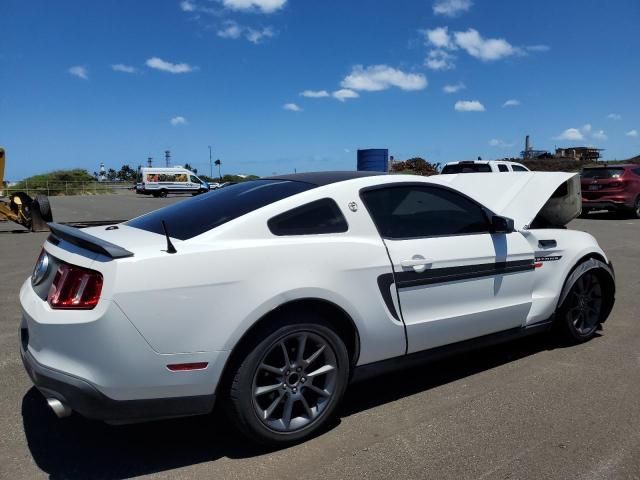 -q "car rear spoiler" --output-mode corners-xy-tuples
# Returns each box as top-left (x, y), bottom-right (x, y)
(47, 222), (134, 259)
